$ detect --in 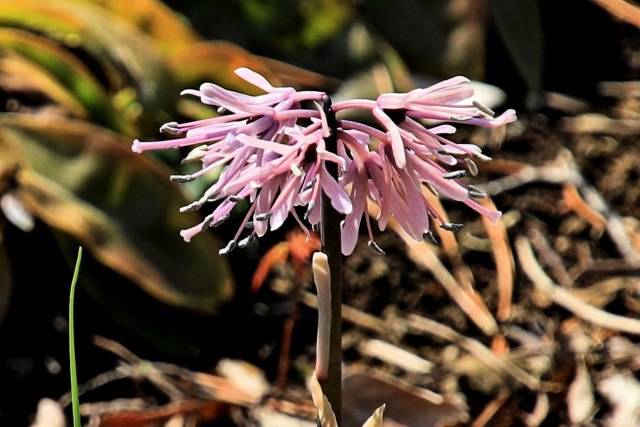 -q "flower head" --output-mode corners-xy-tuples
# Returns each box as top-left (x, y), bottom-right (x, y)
(133, 68), (515, 255)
